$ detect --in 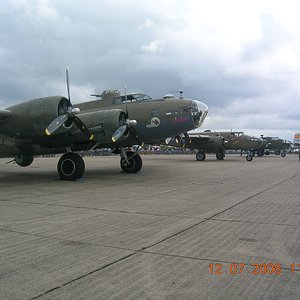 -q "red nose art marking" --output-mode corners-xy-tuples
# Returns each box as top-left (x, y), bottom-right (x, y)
(170, 116), (189, 124)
